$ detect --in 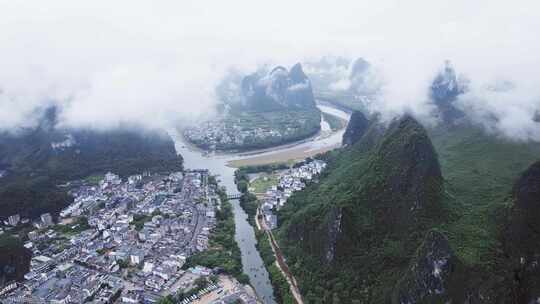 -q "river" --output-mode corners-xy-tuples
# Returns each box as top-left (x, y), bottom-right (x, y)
(169, 103), (350, 303)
